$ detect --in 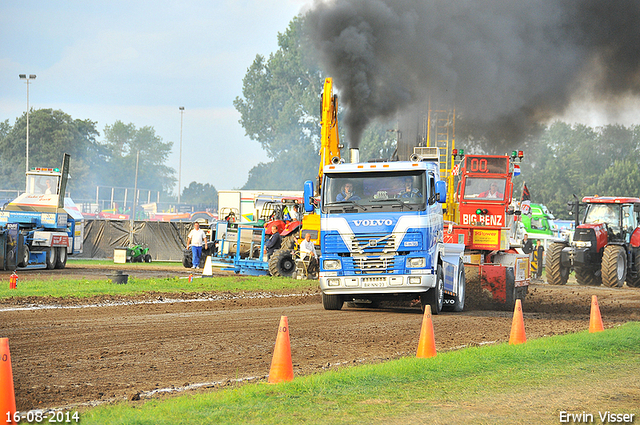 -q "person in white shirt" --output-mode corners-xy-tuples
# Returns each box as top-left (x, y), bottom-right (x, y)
(187, 222), (208, 269)
(299, 232), (318, 275)
(45, 179), (53, 195)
